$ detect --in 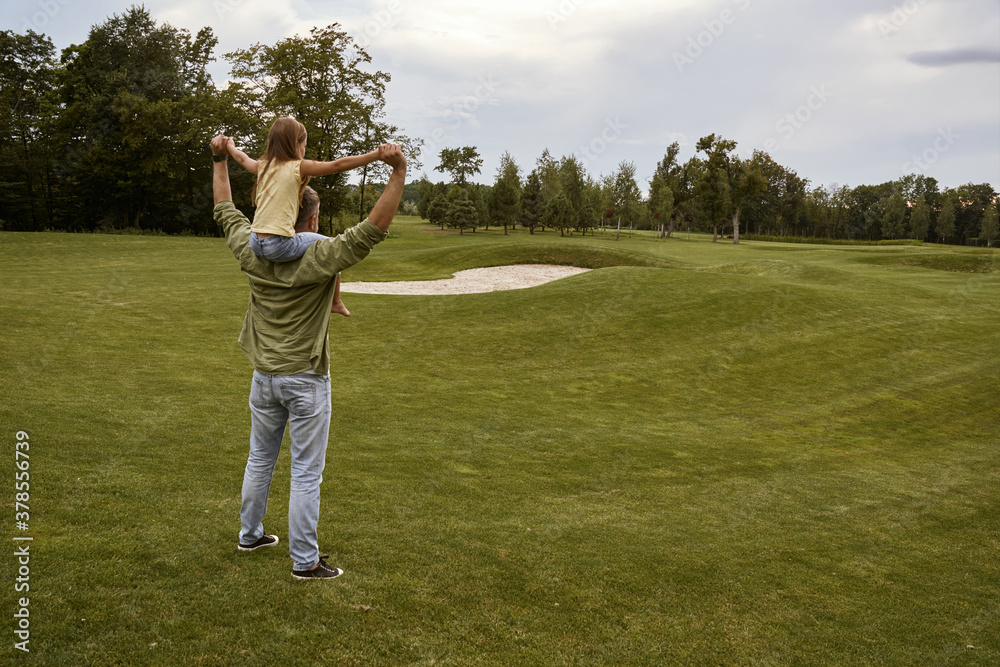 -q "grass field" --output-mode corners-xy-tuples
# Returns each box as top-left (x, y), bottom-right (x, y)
(2, 218), (998, 665)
